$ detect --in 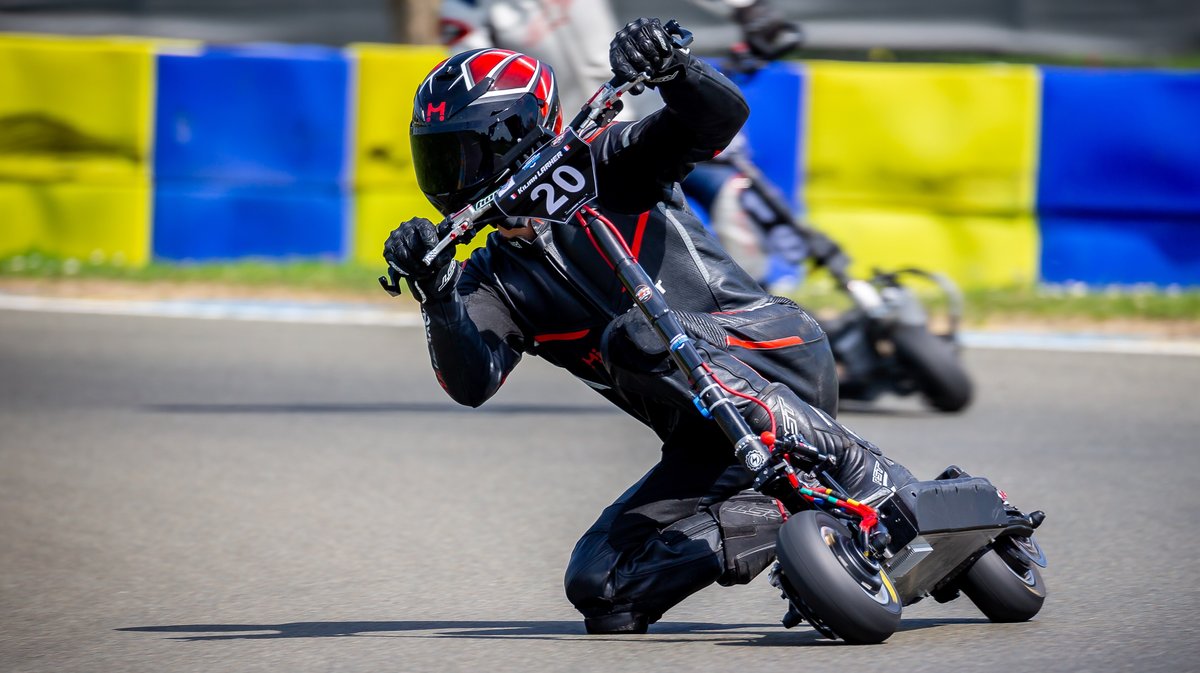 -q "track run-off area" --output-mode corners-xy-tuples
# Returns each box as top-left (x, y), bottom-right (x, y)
(2, 305), (1198, 673)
